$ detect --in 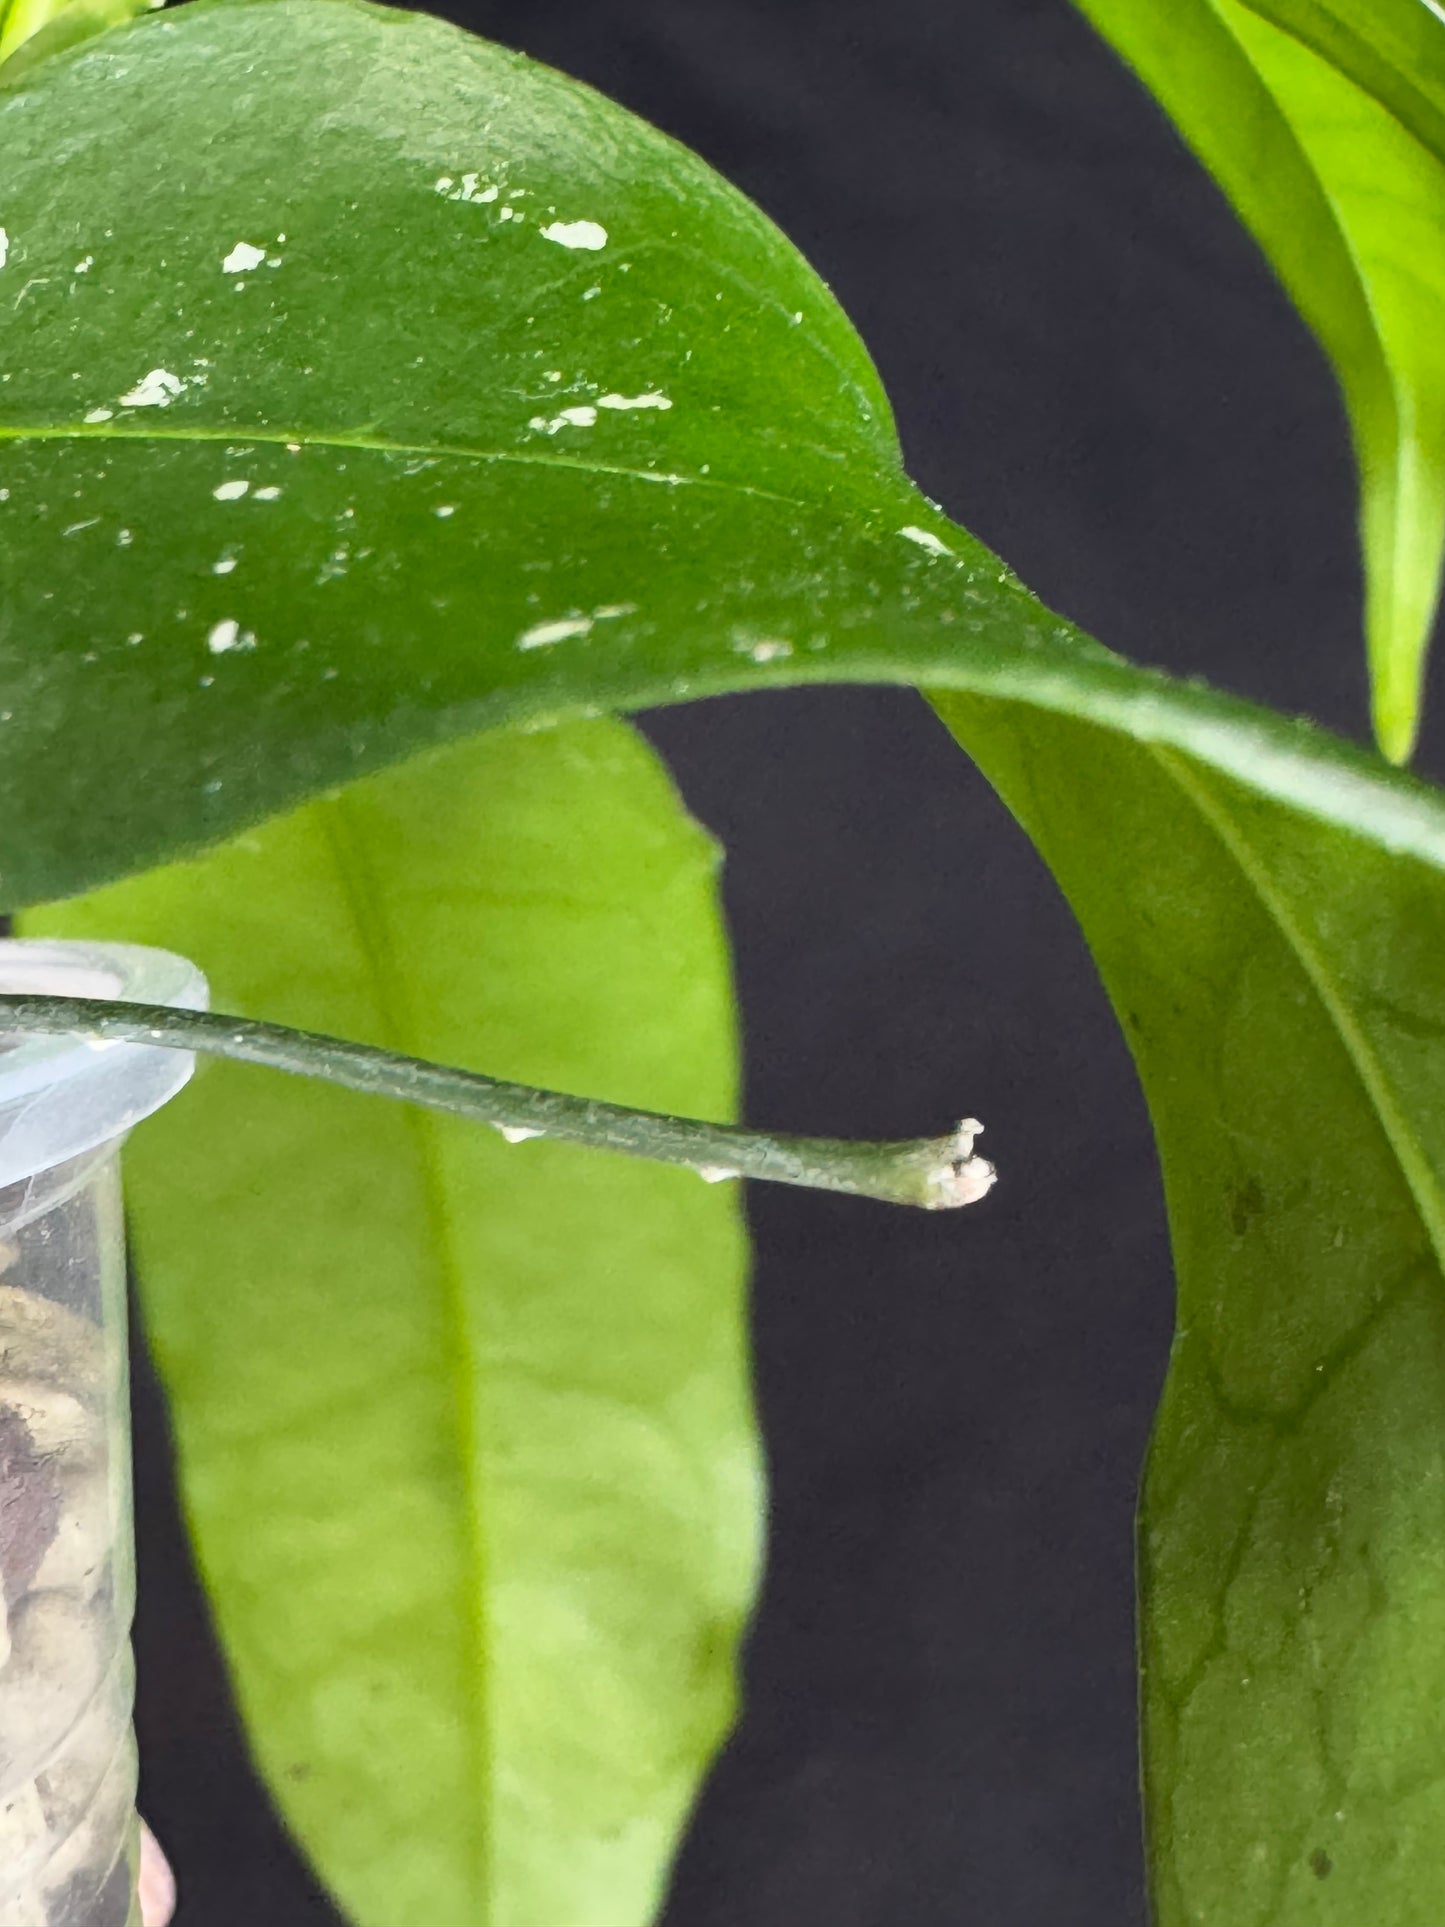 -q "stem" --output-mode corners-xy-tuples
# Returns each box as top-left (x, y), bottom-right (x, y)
(0, 995), (996, 1211)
